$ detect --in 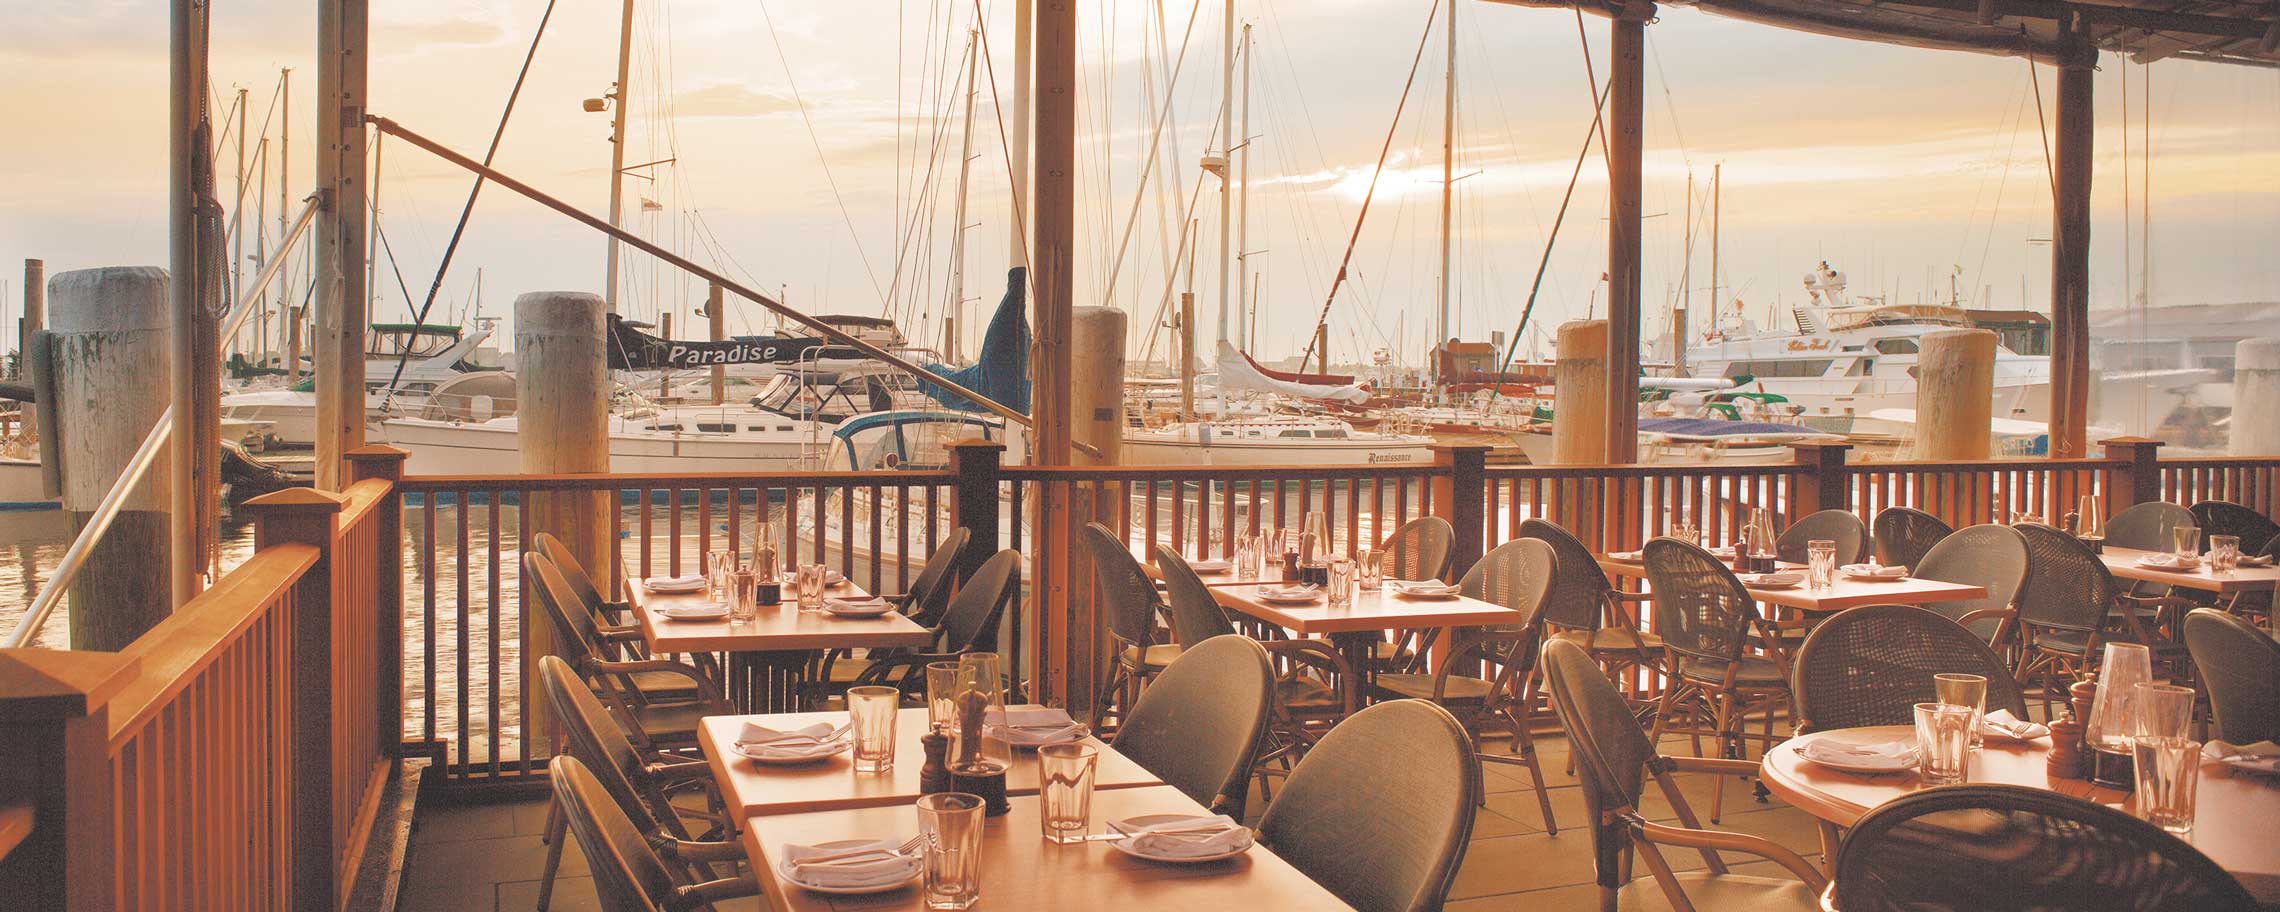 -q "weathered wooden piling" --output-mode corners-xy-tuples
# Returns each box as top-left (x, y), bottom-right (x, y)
(1553, 320), (1609, 466)
(1916, 328), (1996, 460)
(18, 259), (41, 439)
(2234, 338), (2280, 456)
(516, 291), (611, 740)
